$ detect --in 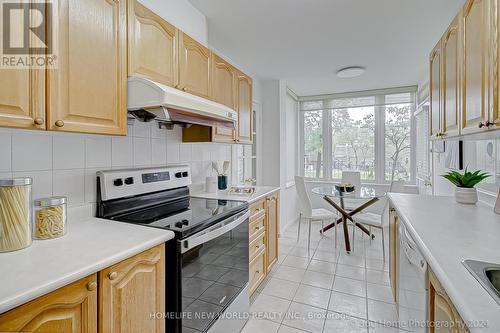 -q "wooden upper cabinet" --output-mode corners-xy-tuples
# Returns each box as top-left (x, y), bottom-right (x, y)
(178, 33), (211, 99)
(211, 53), (237, 143)
(461, 0), (490, 134)
(494, 0), (500, 127)
(441, 14), (461, 137)
(236, 71), (253, 144)
(99, 244), (165, 333)
(266, 193), (278, 272)
(128, 0), (178, 87)
(47, 0), (127, 135)
(0, 274), (97, 333)
(0, 68), (45, 130)
(211, 53), (237, 109)
(430, 44), (442, 138)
